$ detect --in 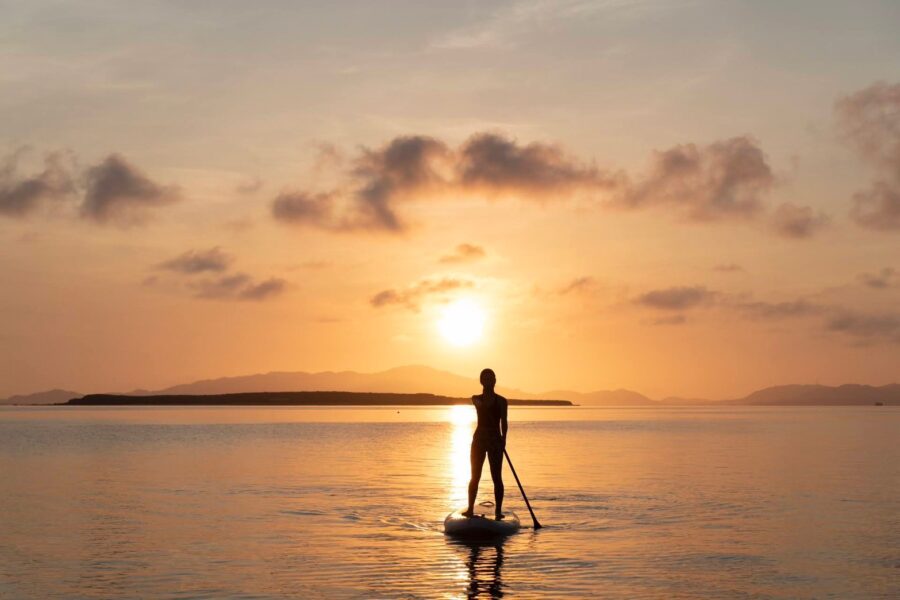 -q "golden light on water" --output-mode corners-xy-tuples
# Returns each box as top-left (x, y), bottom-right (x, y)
(448, 405), (475, 506)
(437, 299), (486, 347)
